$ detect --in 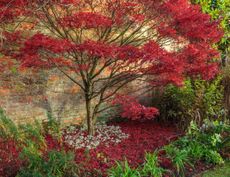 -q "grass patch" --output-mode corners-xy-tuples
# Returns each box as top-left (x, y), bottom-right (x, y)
(201, 161), (230, 177)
